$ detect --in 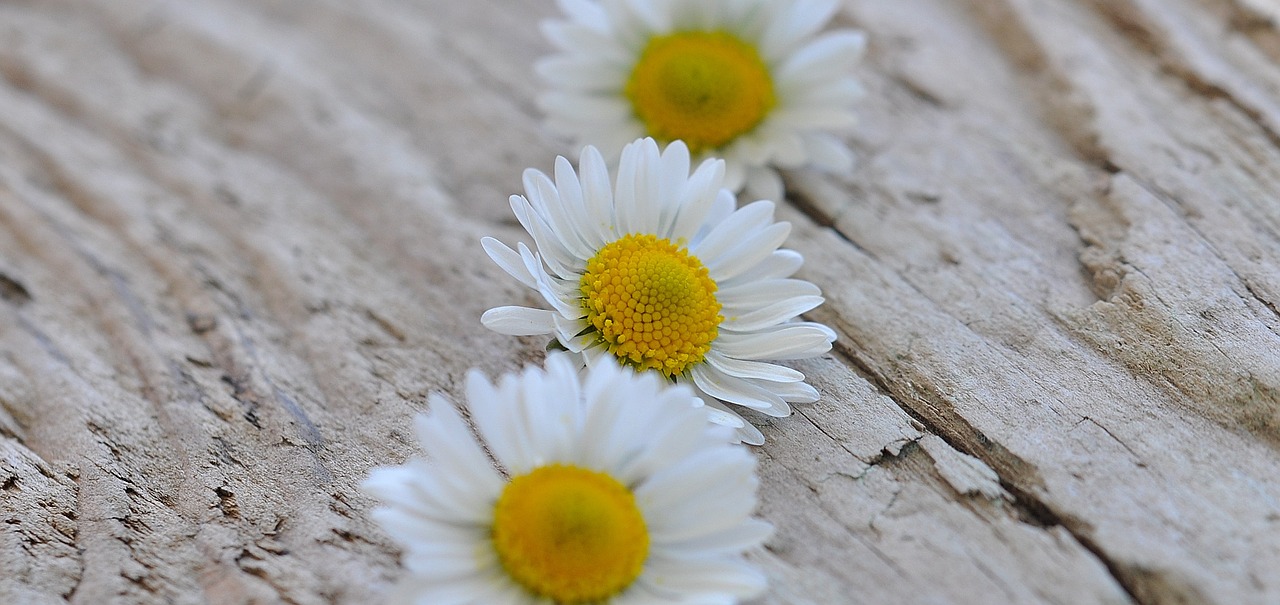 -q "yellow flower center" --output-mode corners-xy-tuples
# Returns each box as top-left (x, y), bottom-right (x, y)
(580, 234), (722, 378)
(492, 464), (649, 603)
(625, 31), (776, 154)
